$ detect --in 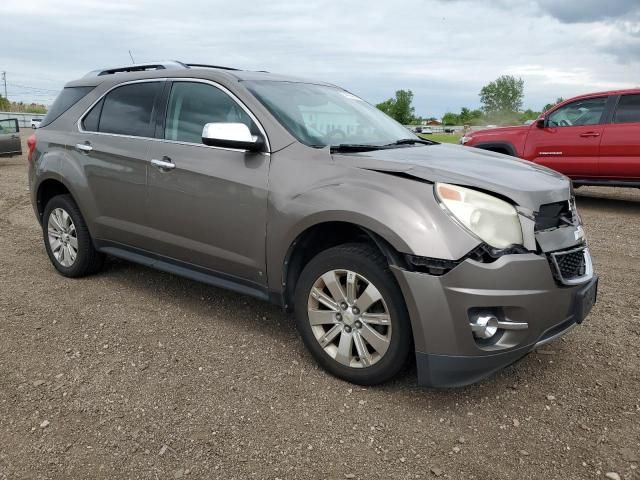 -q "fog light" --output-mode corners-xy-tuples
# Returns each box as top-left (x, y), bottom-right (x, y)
(470, 314), (499, 339)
